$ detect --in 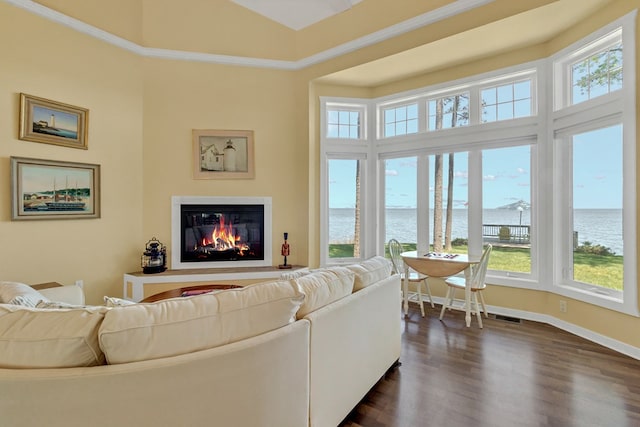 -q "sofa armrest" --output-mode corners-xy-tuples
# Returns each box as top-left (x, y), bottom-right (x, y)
(38, 284), (85, 305)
